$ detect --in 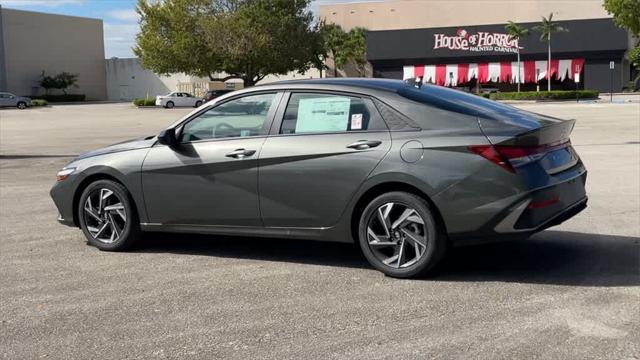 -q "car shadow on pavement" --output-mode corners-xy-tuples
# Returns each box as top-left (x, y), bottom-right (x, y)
(436, 231), (639, 287)
(137, 233), (369, 270)
(136, 230), (639, 286)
